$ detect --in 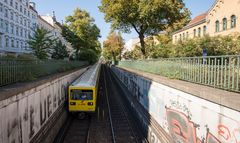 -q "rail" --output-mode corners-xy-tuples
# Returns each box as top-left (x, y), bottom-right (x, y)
(0, 59), (88, 87)
(118, 55), (240, 92)
(103, 66), (116, 143)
